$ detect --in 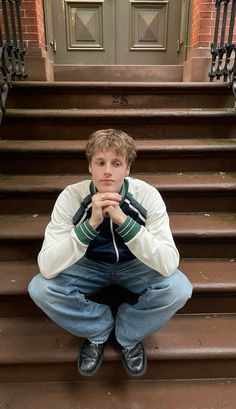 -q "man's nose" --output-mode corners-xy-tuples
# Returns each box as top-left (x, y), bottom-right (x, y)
(104, 163), (112, 174)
